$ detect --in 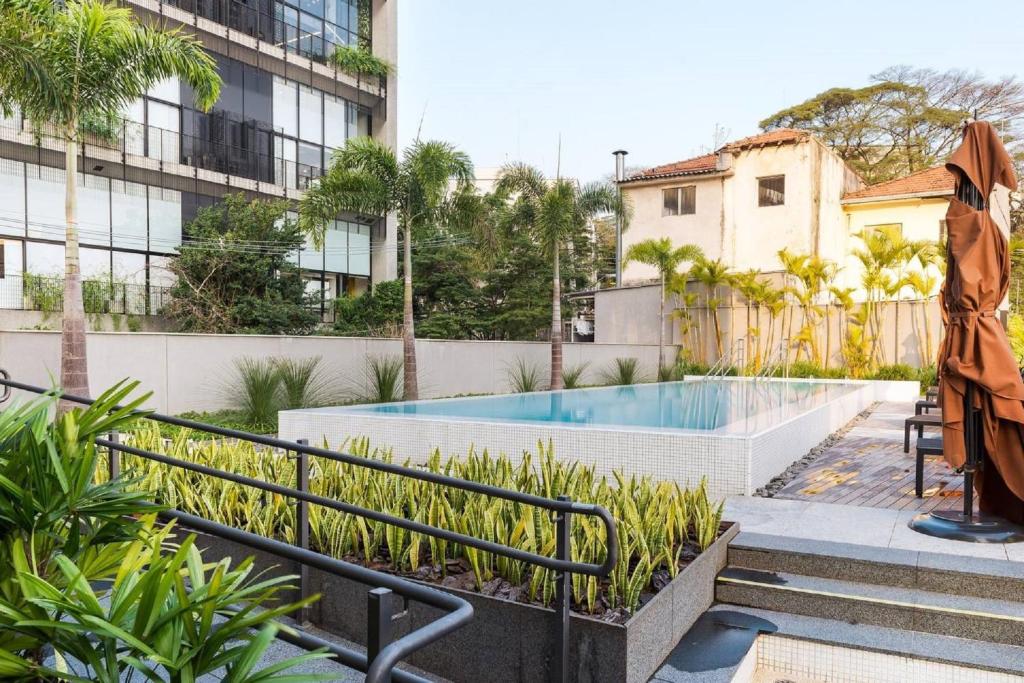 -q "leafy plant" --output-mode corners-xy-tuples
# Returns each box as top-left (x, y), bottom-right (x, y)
(167, 195), (319, 335)
(329, 43), (393, 78)
(358, 354), (404, 403)
(600, 357), (645, 386)
(228, 357), (282, 430)
(869, 363), (918, 381)
(0, 382), (320, 680)
(561, 362), (589, 389)
(506, 357), (544, 393)
(119, 430), (725, 615)
(276, 356), (337, 409)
